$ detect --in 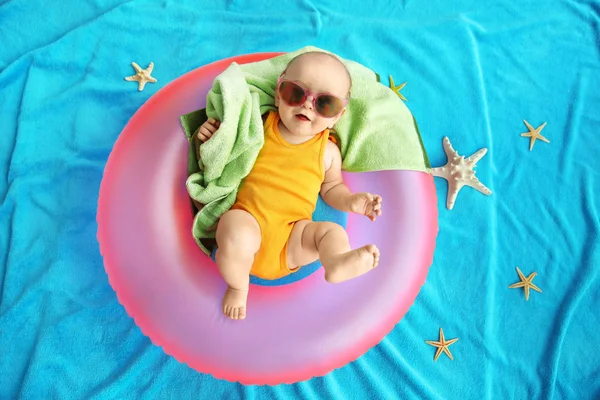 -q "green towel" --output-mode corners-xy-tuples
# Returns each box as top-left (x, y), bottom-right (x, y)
(182, 46), (430, 255)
